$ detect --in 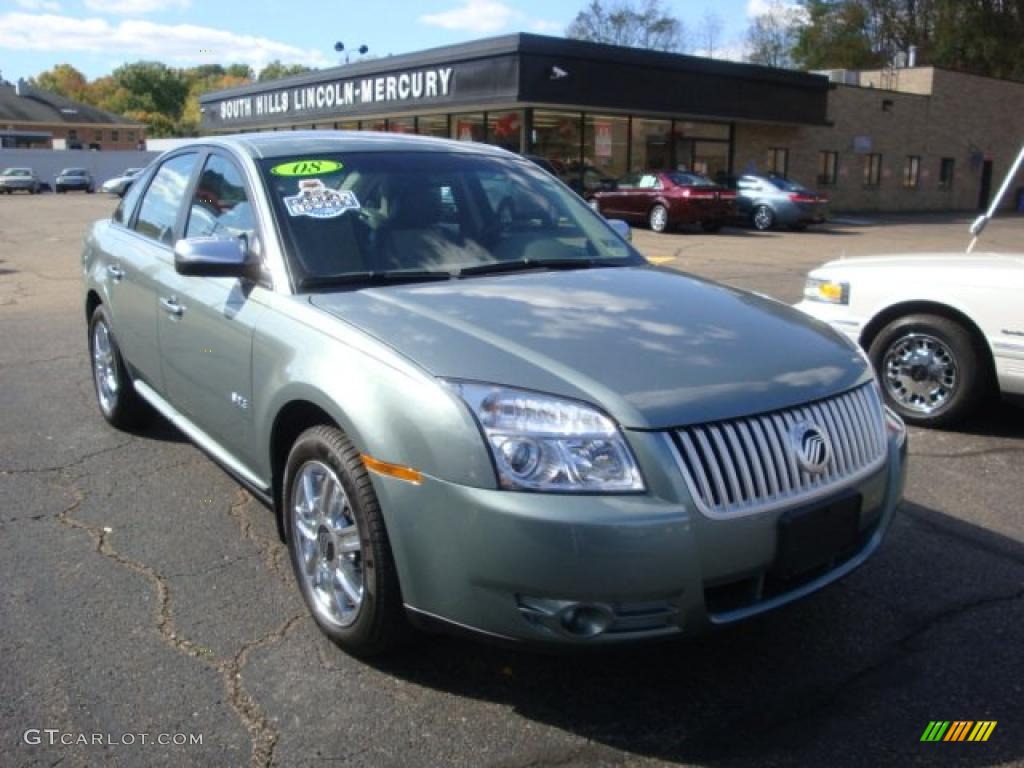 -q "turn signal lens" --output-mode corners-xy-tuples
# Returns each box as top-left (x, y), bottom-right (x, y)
(803, 277), (849, 304)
